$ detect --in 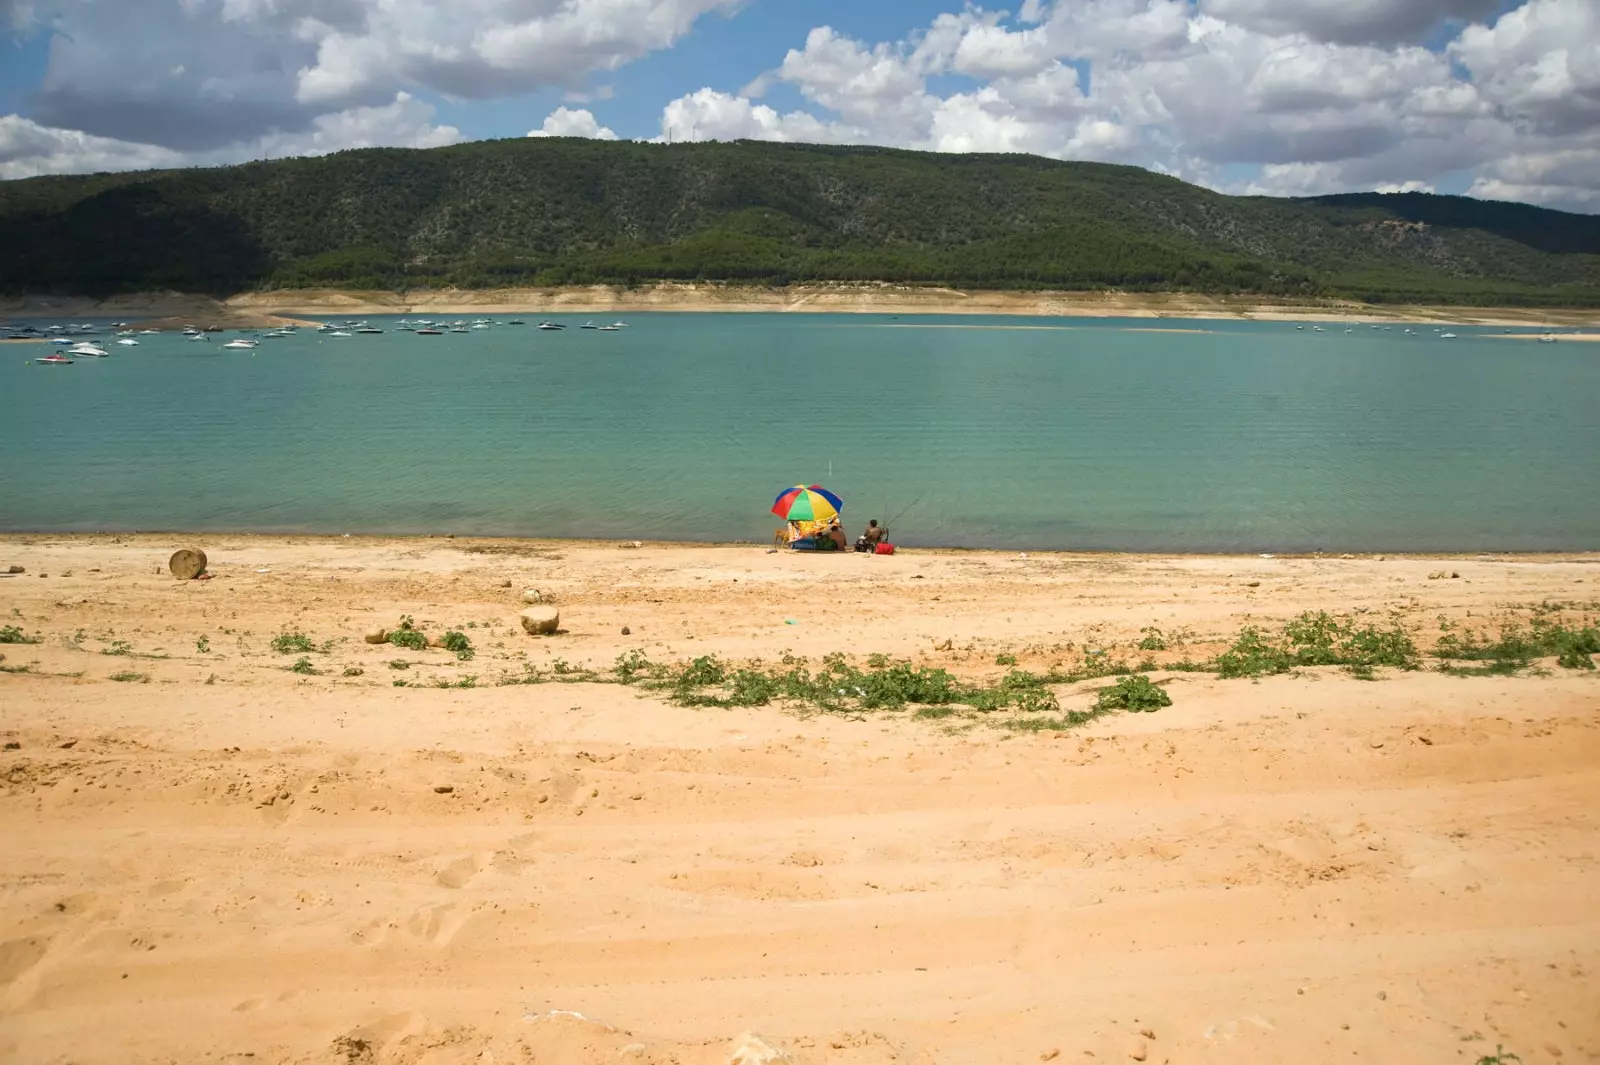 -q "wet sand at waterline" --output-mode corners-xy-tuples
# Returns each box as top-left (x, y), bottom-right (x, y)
(1, 535), (1597, 1065)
